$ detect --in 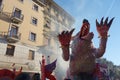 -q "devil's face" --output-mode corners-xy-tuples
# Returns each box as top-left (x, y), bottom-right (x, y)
(79, 20), (94, 41)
